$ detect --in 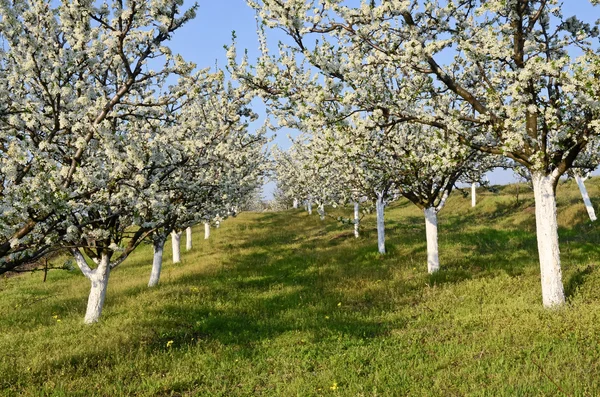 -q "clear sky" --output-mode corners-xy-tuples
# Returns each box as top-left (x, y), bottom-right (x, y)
(167, 1), (600, 197)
